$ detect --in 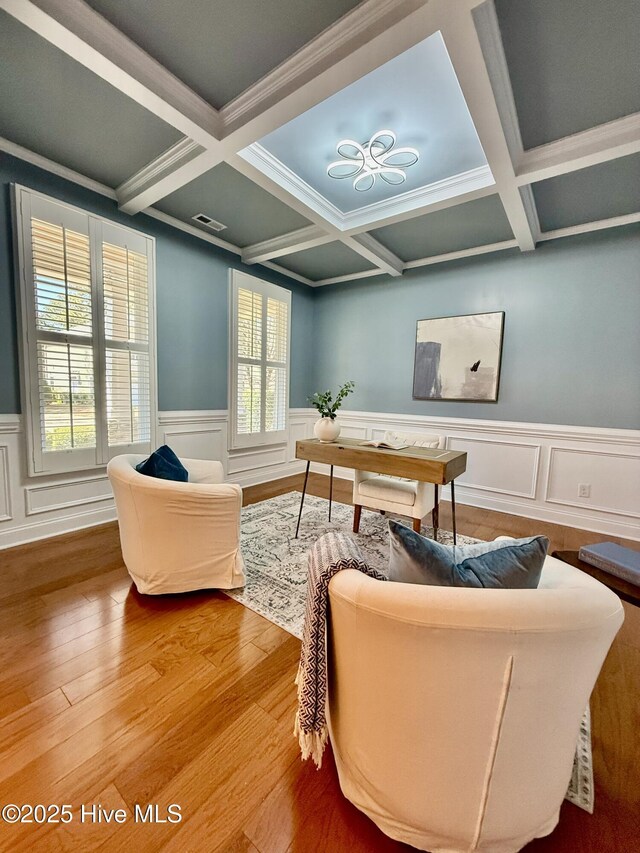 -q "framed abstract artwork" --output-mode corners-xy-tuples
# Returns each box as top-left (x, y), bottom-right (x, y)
(413, 311), (505, 402)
